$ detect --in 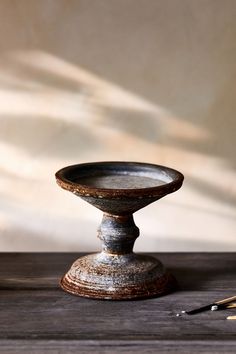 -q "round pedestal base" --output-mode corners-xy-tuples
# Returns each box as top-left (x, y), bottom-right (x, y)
(60, 253), (176, 300)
